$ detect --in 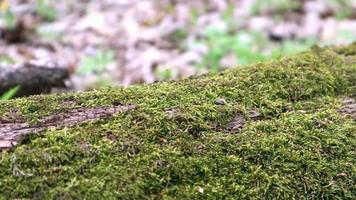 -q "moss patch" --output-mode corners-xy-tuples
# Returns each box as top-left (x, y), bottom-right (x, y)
(0, 43), (356, 199)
